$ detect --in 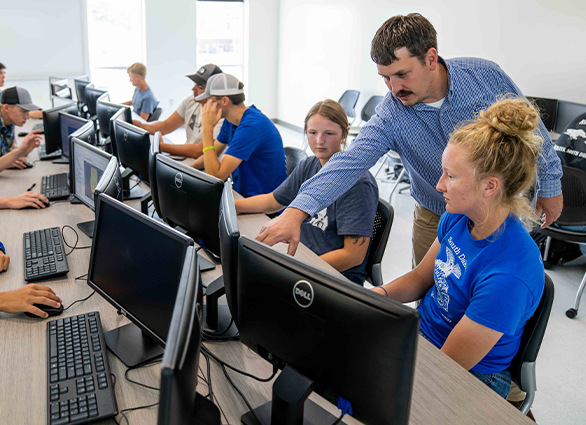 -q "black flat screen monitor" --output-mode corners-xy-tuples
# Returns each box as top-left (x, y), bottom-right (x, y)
(237, 236), (420, 425)
(555, 100), (586, 134)
(88, 194), (196, 367)
(59, 112), (88, 159)
(97, 99), (131, 140)
(68, 123), (96, 197)
(113, 120), (151, 184)
(42, 102), (80, 155)
(150, 149), (224, 257)
(218, 183), (240, 324)
(85, 86), (108, 117)
(71, 138), (112, 210)
(74, 76), (90, 104)
(108, 106), (132, 160)
(526, 96), (558, 132)
(52, 95), (75, 108)
(157, 245), (220, 425)
(49, 78), (70, 100)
